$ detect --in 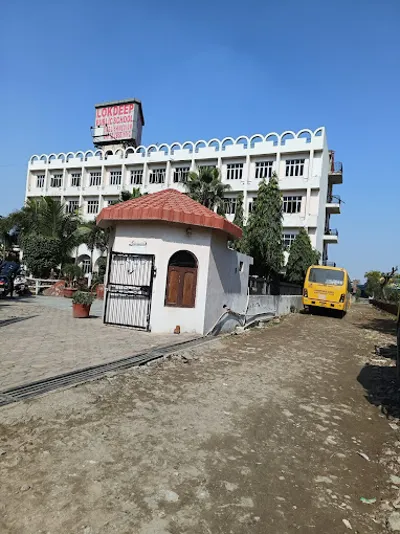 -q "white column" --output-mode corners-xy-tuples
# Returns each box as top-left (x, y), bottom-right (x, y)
(165, 160), (172, 188)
